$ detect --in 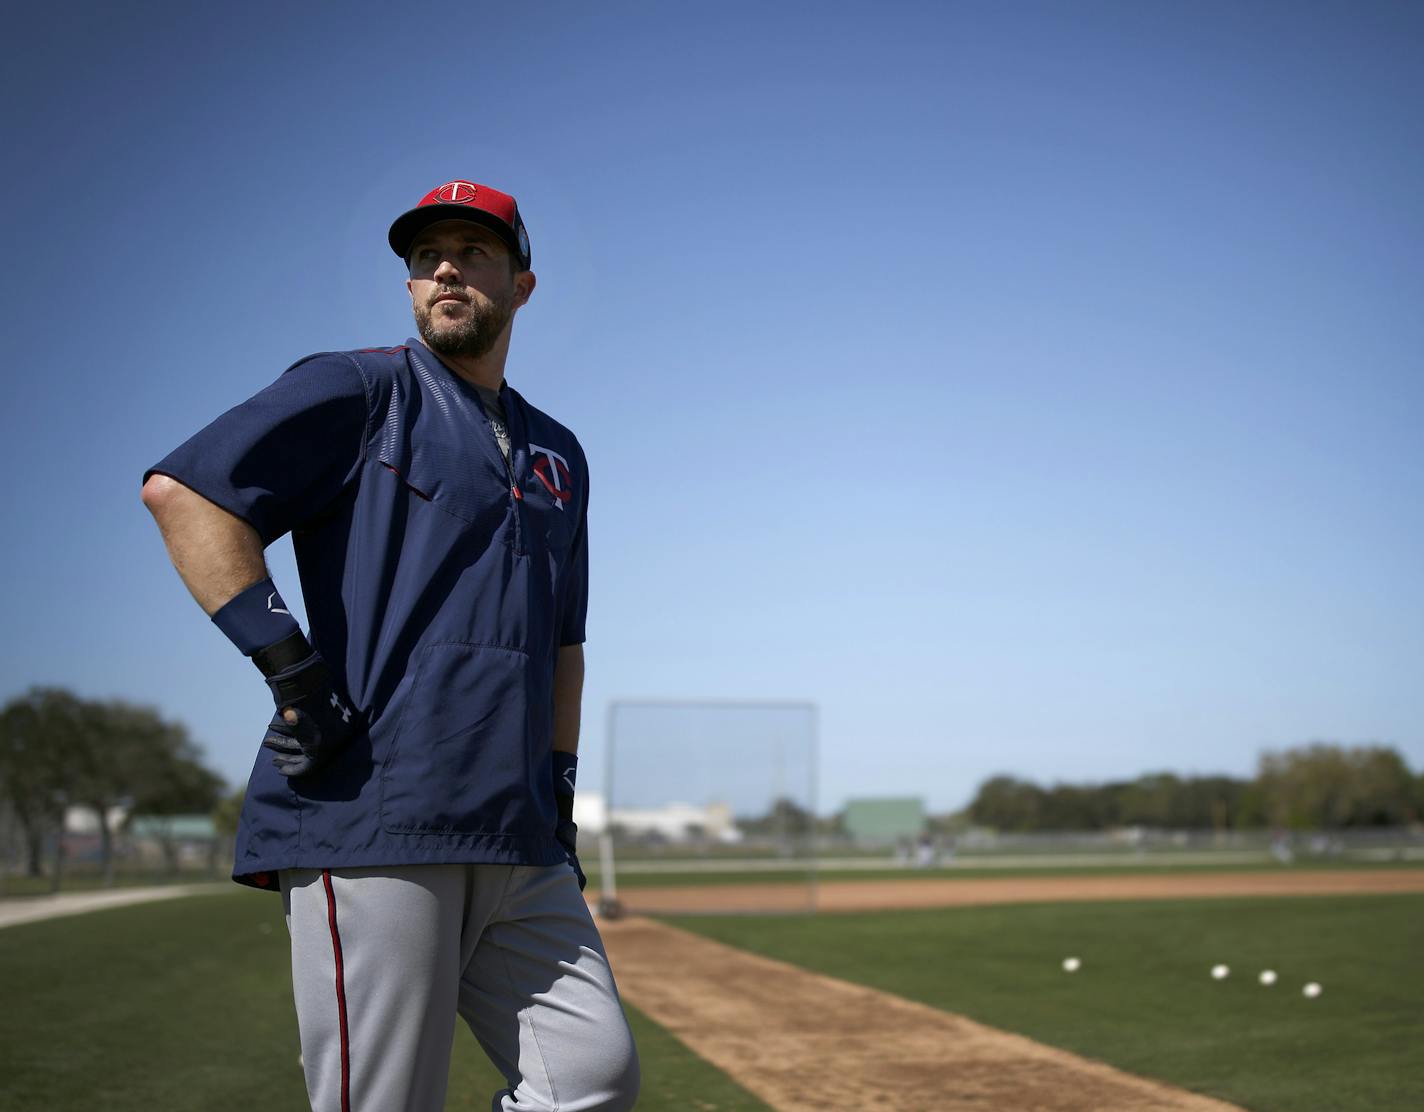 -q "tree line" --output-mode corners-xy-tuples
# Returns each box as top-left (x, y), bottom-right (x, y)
(967, 743), (1423, 832)
(0, 687), (226, 886)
